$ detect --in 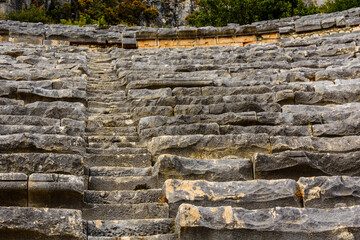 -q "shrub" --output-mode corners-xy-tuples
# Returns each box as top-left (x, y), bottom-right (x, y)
(6, 5), (52, 23)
